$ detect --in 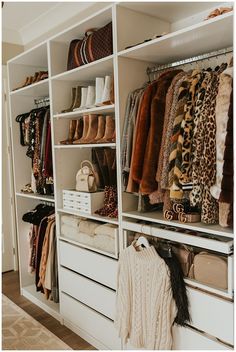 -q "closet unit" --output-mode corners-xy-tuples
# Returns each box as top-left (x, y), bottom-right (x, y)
(7, 2), (233, 350)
